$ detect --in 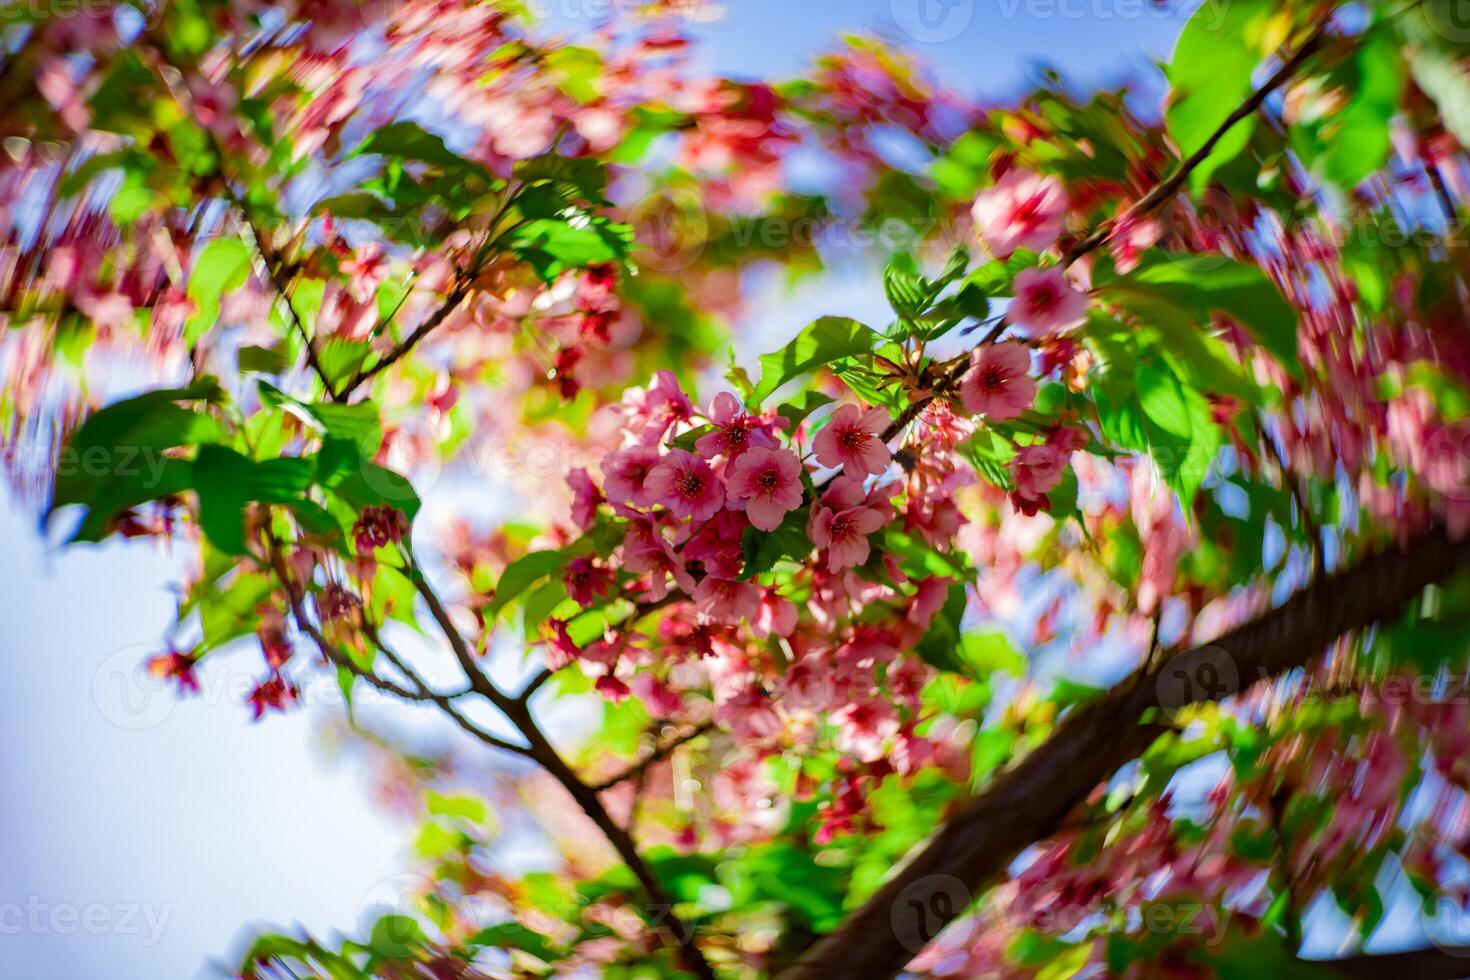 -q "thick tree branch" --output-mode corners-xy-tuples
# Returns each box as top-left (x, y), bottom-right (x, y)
(781, 525), (1470, 979)
(1318, 945), (1470, 979)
